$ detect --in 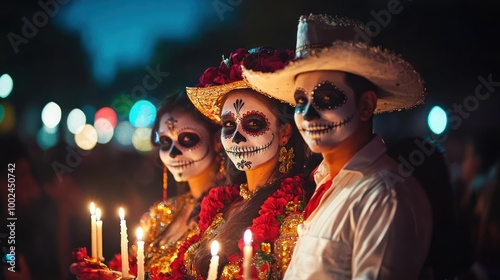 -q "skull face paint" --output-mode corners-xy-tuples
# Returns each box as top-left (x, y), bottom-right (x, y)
(157, 111), (214, 181)
(294, 71), (360, 153)
(221, 91), (279, 171)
